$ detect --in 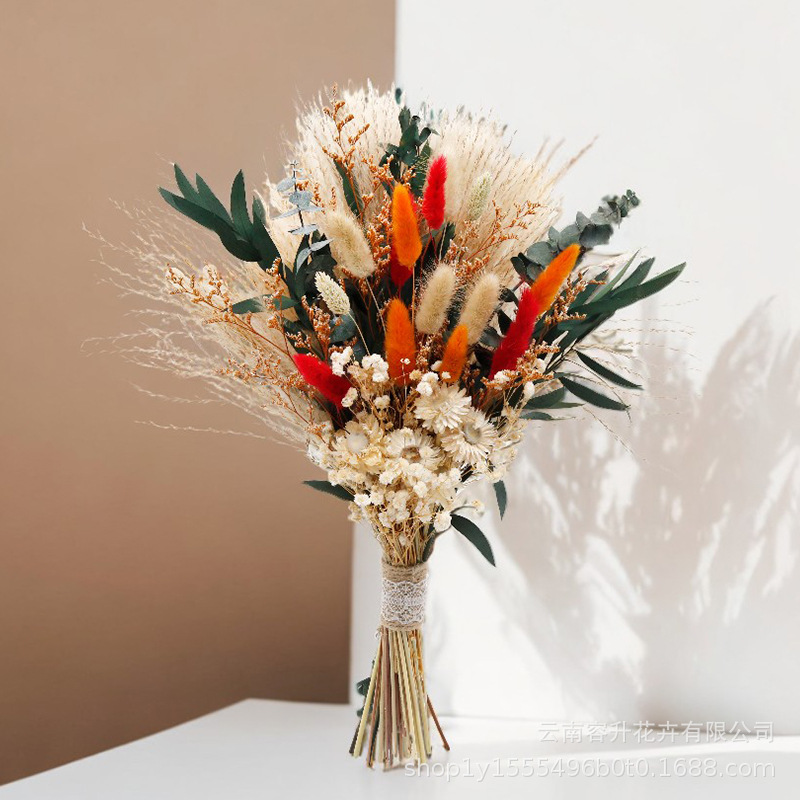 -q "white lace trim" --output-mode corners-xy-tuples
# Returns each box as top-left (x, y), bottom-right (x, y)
(380, 562), (428, 629)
